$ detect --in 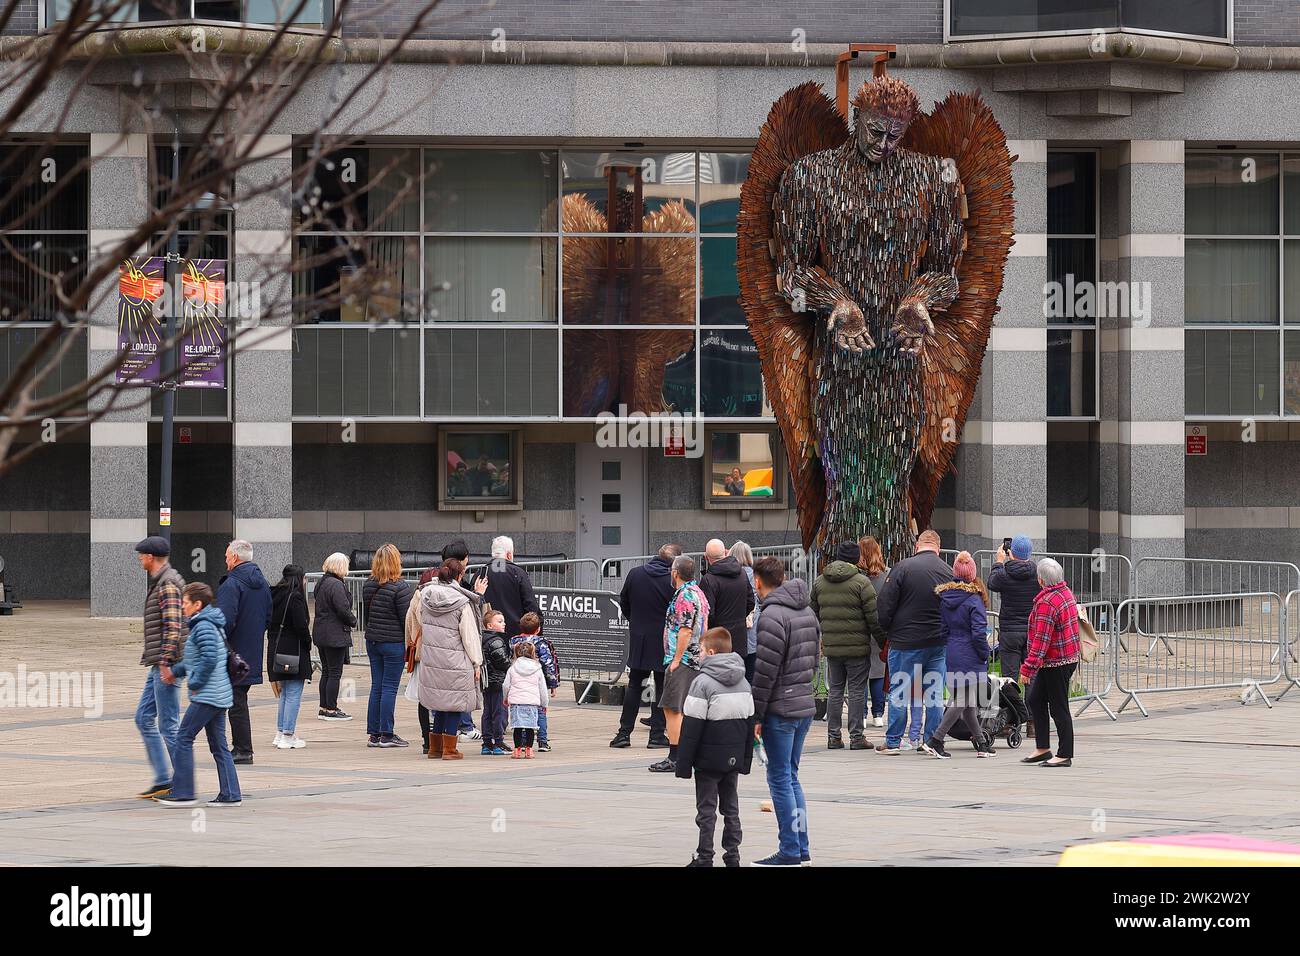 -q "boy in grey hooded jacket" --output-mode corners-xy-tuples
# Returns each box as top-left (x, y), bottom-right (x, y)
(676, 628), (756, 867)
